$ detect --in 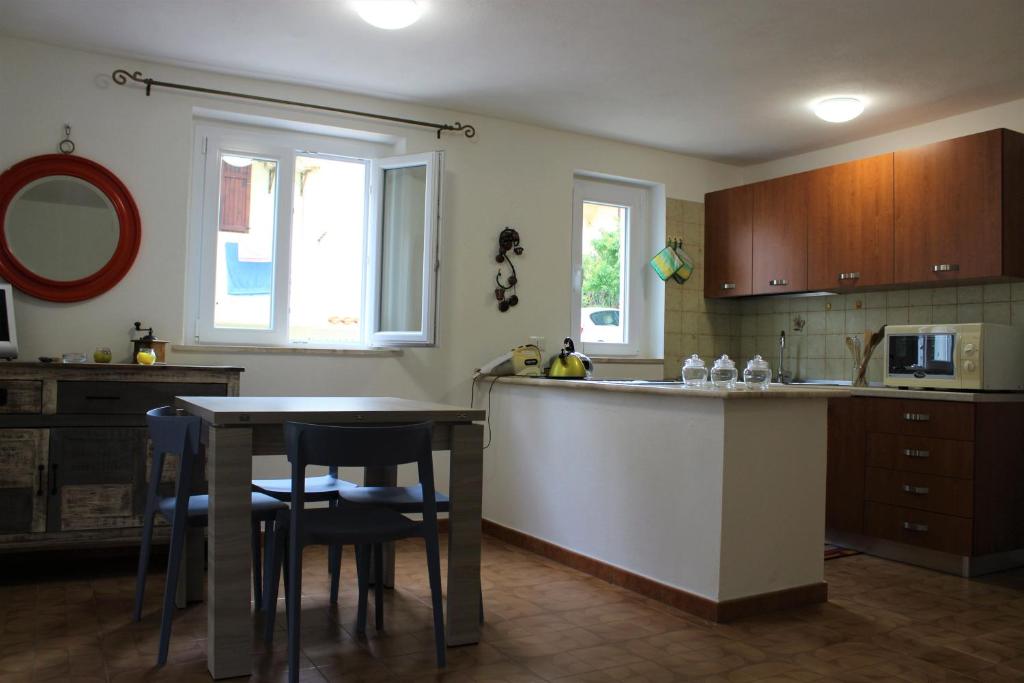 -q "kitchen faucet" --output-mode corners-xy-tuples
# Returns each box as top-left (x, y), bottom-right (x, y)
(776, 330), (788, 384)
